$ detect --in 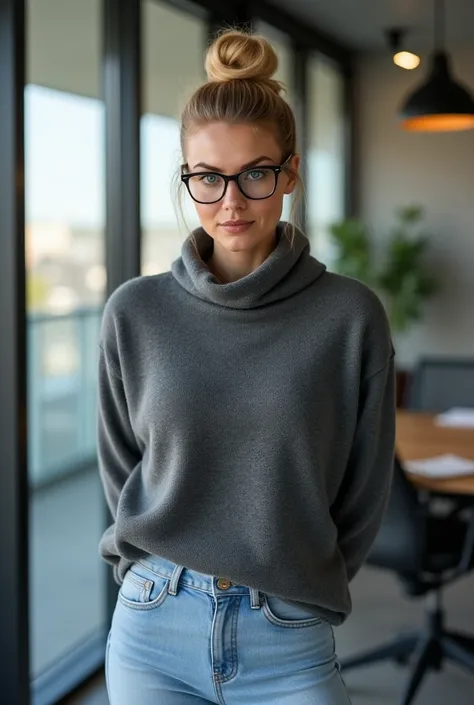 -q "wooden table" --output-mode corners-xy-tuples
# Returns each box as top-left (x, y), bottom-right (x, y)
(397, 410), (474, 495)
